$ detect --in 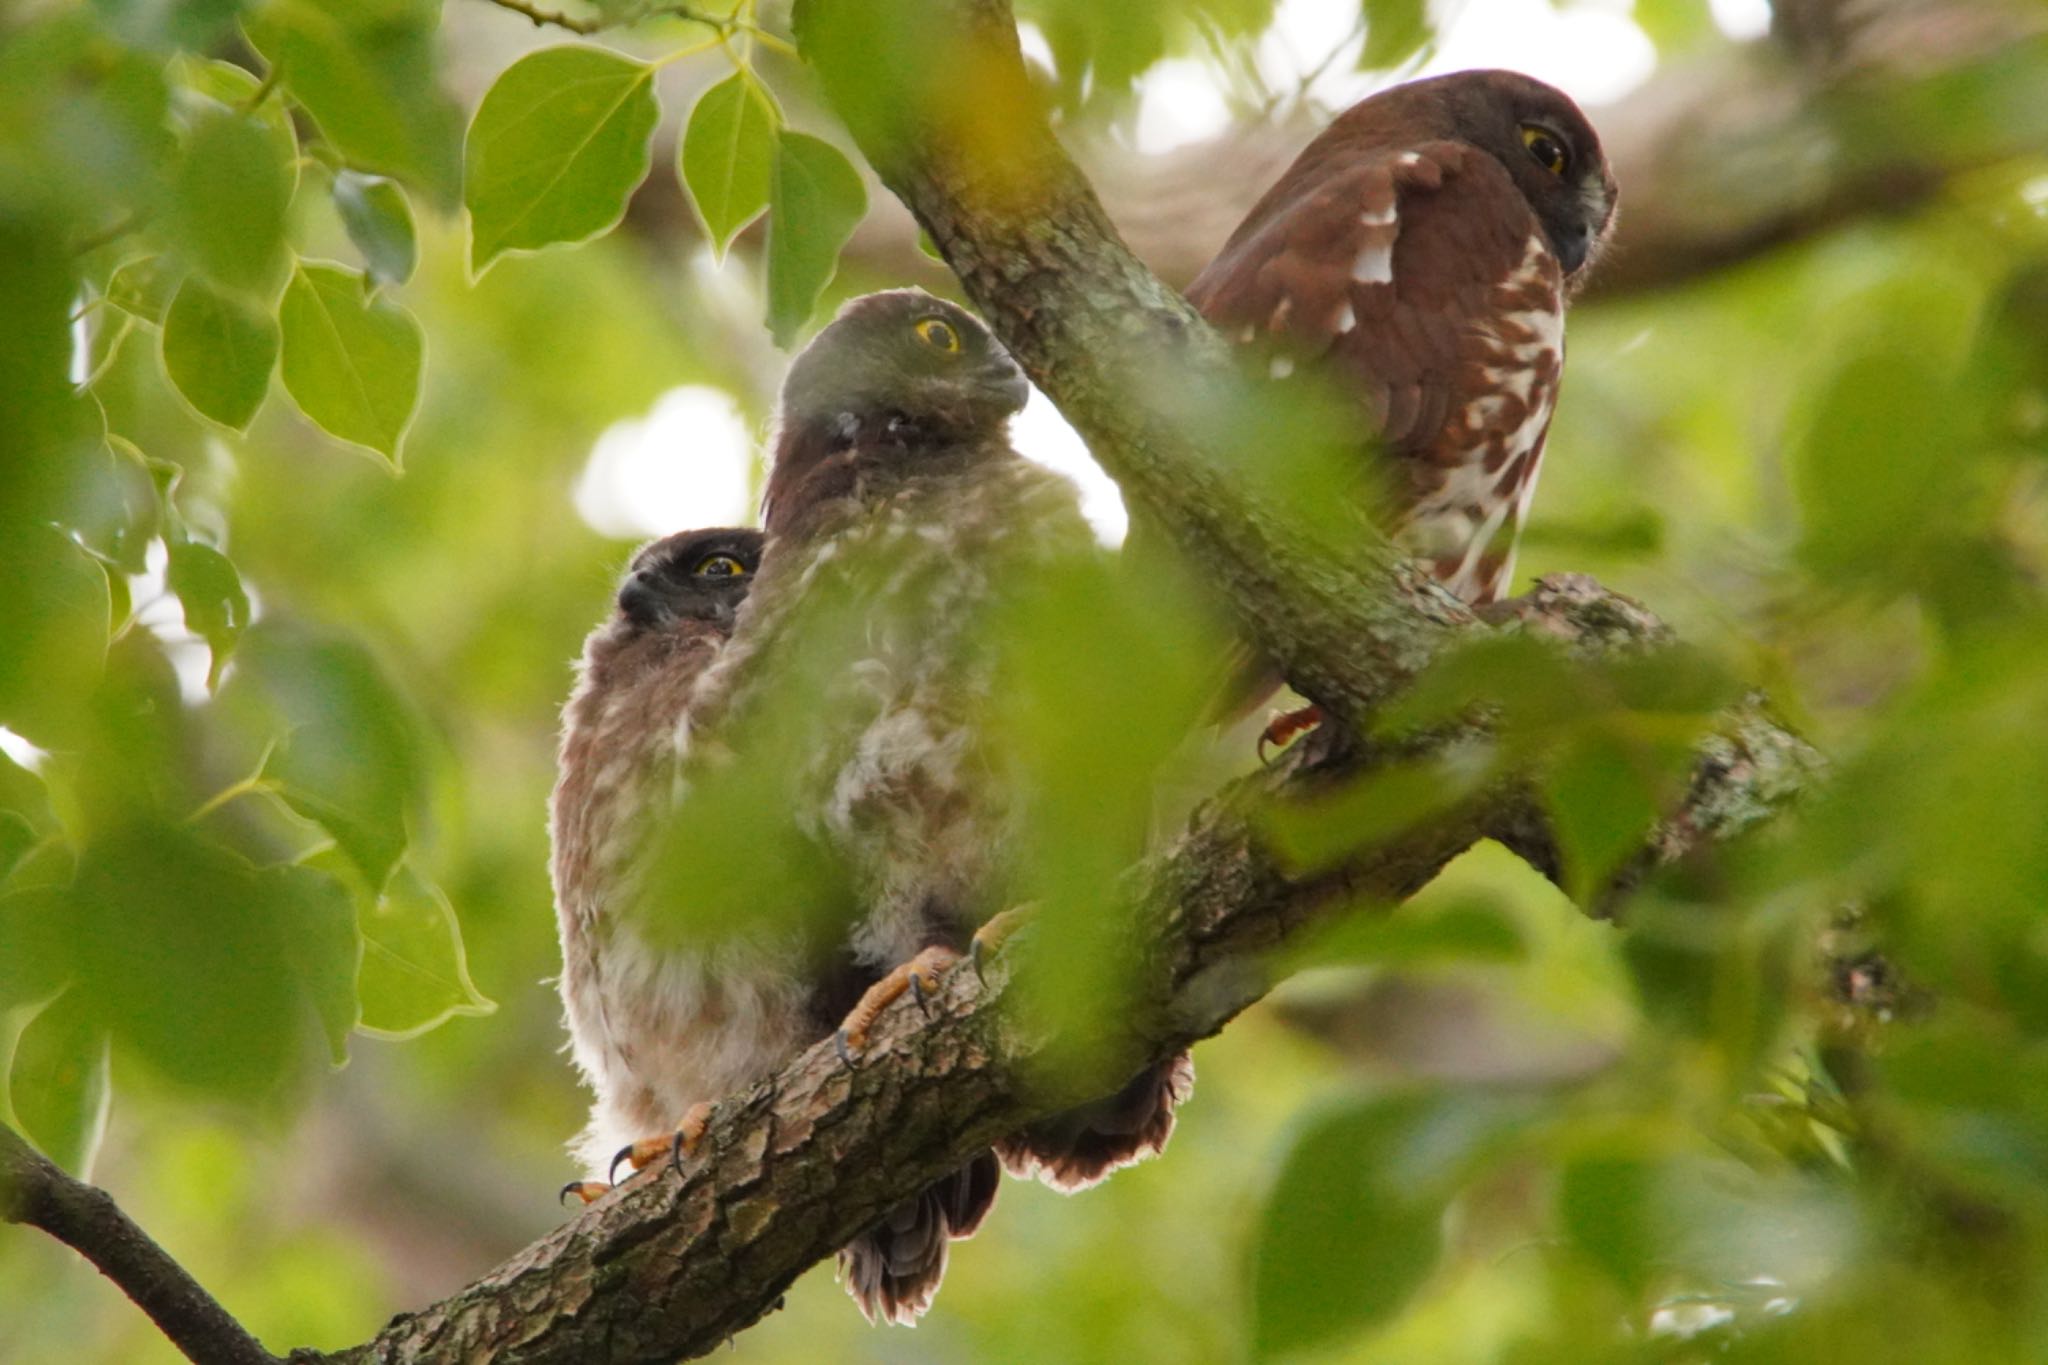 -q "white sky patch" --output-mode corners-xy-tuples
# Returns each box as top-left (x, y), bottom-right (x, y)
(1417, 0), (1656, 106)
(1133, 57), (1235, 155)
(574, 385), (758, 538)
(71, 304), (91, 386)
(132, 538), (216, 705)
(1260, 0), (1371, 103)
(1012, 387), (1127, 546)
(1014, 21), (1056, 75)
(0, 727), (49, 773)
(1709, 0), (1773, 42)
(1252, 0), (1659, 112)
